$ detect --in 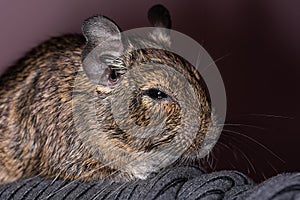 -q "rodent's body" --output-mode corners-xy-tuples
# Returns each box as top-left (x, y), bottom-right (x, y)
(0, 5), (219, 184)
(0, 35), (105, 182)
